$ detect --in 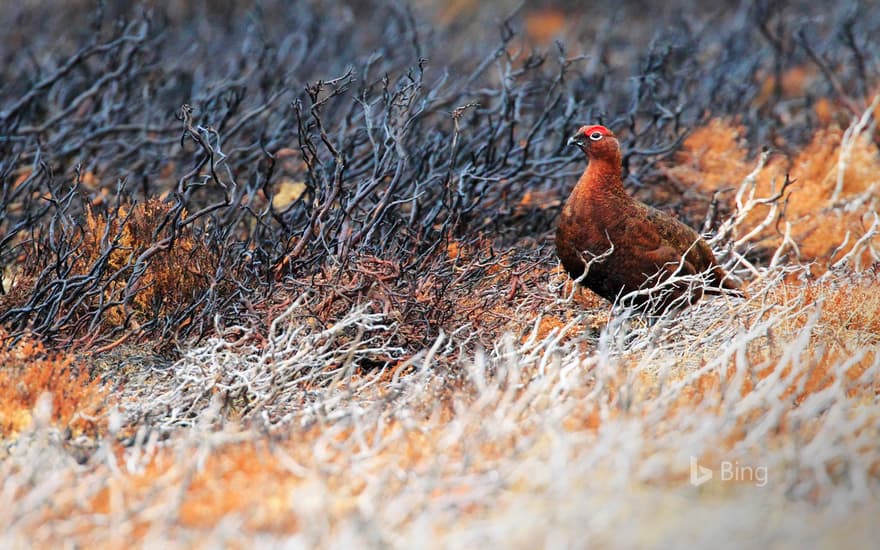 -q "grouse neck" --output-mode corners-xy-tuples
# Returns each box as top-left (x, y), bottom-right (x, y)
(582, 157), (628, 198)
